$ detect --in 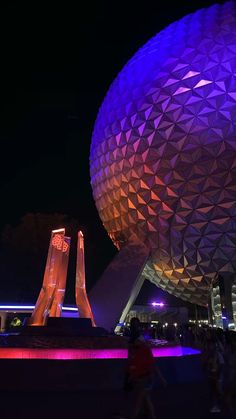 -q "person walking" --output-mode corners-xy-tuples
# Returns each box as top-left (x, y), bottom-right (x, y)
(202, 330), (225, 414)
(224, 331), (236, 417)
(124, 317), (166, 419)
